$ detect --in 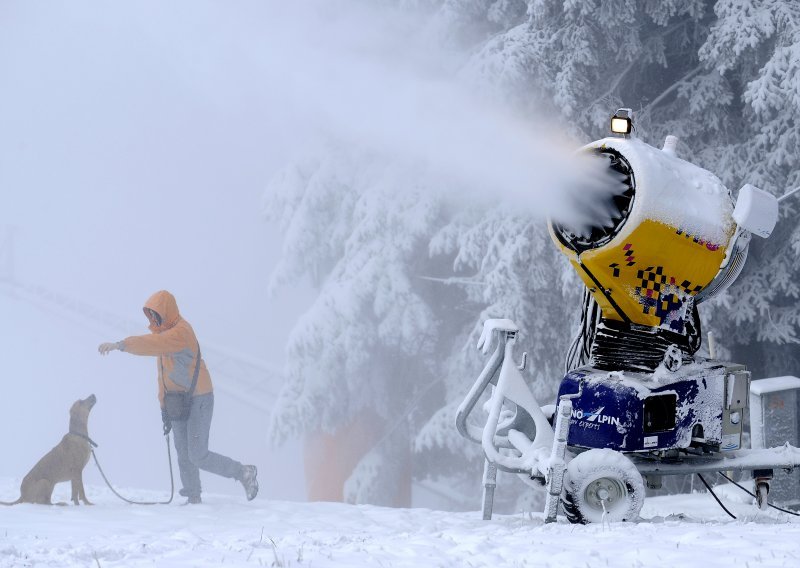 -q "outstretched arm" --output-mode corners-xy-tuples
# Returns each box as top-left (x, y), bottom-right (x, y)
(98, 325), (186, 357)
